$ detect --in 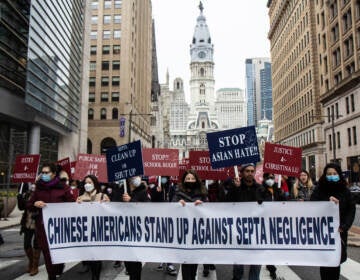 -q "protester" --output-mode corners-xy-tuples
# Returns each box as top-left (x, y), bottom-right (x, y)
(173, 169), (207, 280)
(17, 183), (40, 276)
(76, 174), (109, 280)
(310, 163), (355, 280)
(122, 175), (150, 280)
(258, 173), (286, 279)
(293, 169), (314, 201)
(225, 163), (263, 280)
(27, 162), (75, 280)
